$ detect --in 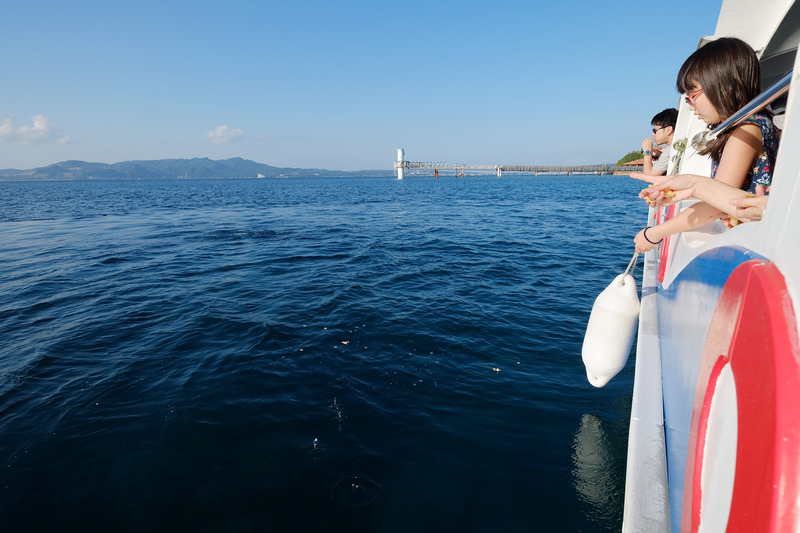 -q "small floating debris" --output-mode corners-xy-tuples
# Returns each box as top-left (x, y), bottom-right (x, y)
(304, 438), (329, 461)
(492, 367), (500, 373)
(330, 410), (348, 424)
(331, 476), (381, 508)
